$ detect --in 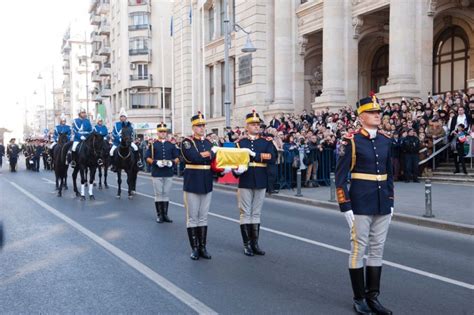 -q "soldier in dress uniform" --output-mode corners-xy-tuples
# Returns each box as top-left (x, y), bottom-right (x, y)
(145, 122), (179, 223)
(93, 114), (109, 141)
(70, 108), (93, 168)
(335, 95), (393, 315)
(233, 110), (275, 256)
(7, 138), (20, 172)
(51, 113), (71, 150)
(180, 112), (218, 260)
